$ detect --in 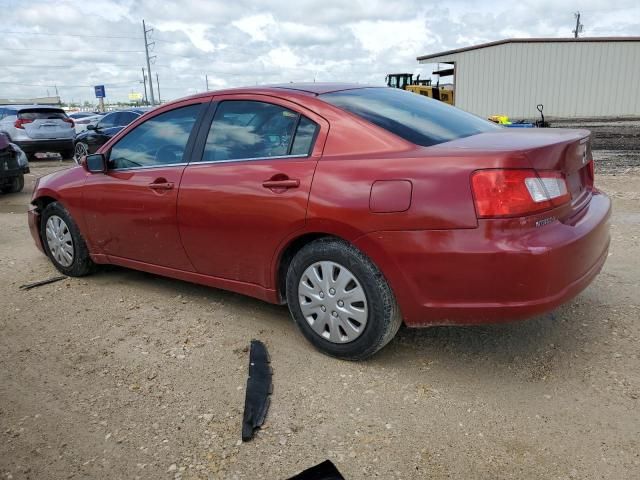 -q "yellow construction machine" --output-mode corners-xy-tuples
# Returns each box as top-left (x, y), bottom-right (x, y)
(385, 73), (455, 106)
